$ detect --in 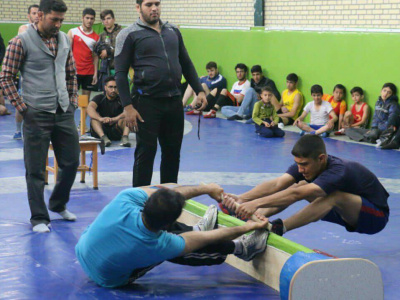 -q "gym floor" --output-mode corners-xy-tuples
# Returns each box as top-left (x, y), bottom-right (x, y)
(0, 107), (398, 299)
